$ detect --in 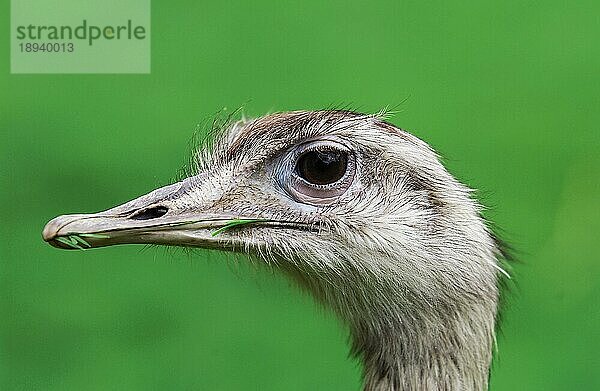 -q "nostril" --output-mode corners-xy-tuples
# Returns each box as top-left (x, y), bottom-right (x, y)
(129, 205), (169, 220)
